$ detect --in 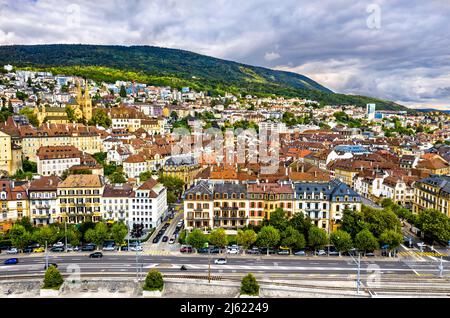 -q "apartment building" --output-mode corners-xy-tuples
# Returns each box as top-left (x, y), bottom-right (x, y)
(28, 176), (60, 226)
(413, 175), (450, 217)
(130, 178), (168, 229)
(0, 180), (29, 225)
(102, 184), (134, 226)
(57, 174), (104, 224)
(36, 146), (82, 176)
